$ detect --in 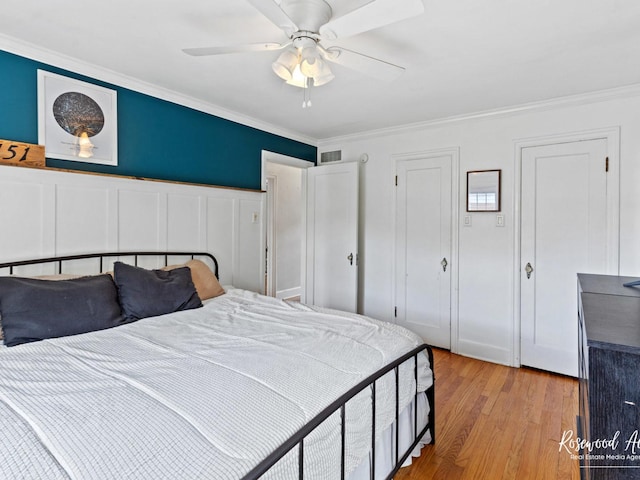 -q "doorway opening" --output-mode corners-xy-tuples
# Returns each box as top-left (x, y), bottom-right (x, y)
(261, 151), (313, 300)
